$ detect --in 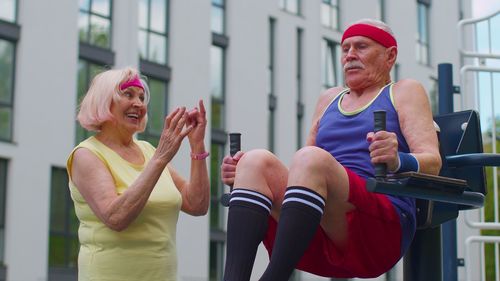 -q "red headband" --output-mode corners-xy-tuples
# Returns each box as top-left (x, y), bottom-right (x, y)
(120, 75), (144, 91)
(341, 23), (397, 48)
